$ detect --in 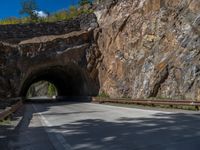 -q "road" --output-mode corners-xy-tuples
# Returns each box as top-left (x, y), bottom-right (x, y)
(4, 102), (200, 150)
